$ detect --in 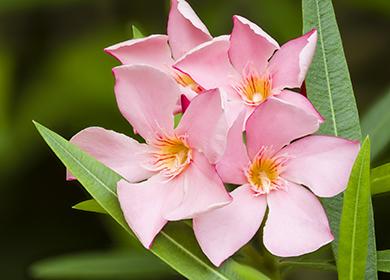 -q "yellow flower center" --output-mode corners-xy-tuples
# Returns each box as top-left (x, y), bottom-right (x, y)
(173, 70), (204, 94)
(235, 73), (272, 106)
(151, 134), (192, 178)
(245, 147), (287, 194)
